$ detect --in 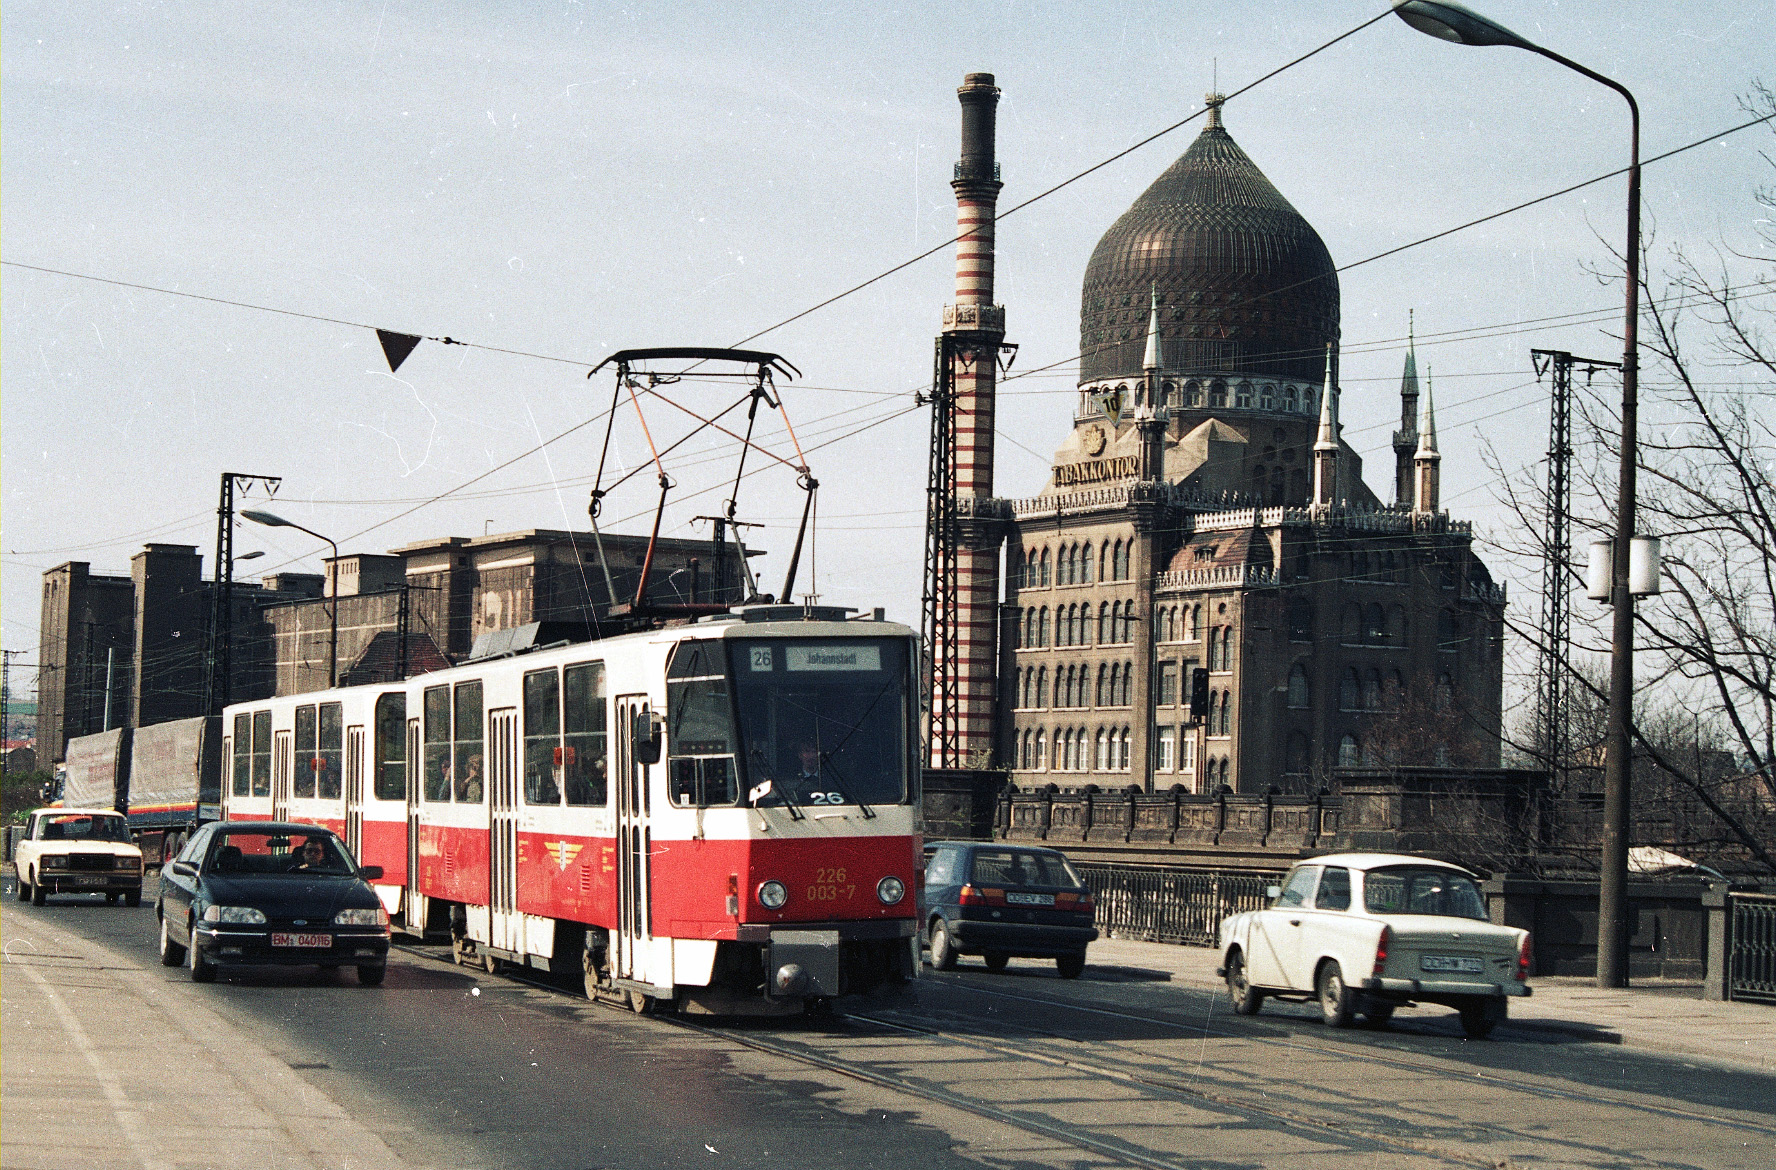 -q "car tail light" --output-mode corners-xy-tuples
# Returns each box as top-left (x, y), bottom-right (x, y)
(1372, 924), (1391, 977)
(958, 885), (1006, 906)
(1516, 933), (1532, 981)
